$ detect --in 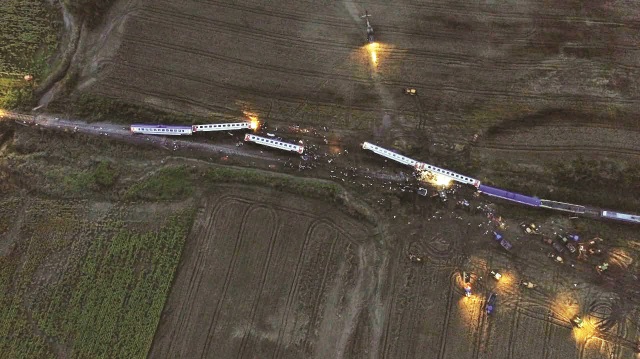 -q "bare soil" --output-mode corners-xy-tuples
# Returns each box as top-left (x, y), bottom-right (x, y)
(149, 185), (381, 359)
(68, 0), (640, 147)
